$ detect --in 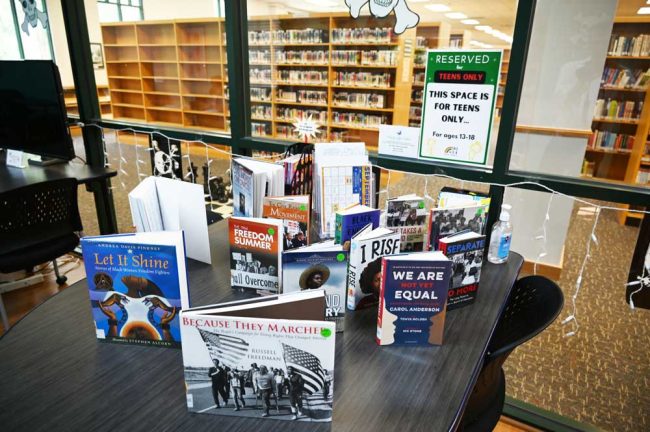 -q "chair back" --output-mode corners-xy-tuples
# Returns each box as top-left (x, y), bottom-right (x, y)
(487, 275), (564, 361)
(0, 178), (83, 255)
